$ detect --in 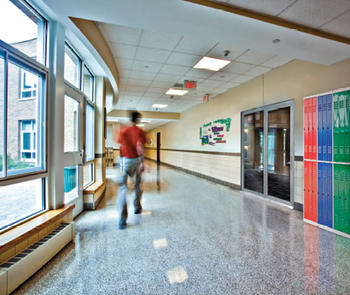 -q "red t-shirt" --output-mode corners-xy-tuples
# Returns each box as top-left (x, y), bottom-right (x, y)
(118, 125), (146, 159)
